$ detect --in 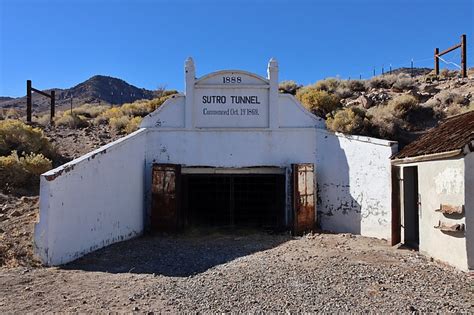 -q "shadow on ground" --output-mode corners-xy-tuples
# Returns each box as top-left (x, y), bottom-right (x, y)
(62, 228), (292, 277)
